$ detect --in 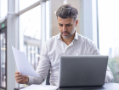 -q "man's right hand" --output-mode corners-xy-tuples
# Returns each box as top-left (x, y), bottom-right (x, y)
(15, 71), (29, 84)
